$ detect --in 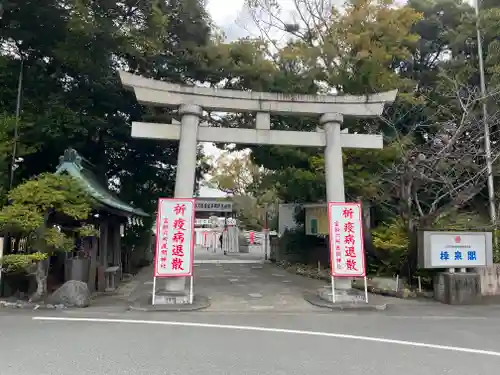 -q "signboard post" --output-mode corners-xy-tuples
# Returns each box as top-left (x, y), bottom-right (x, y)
(153, 198), (196, 305)
(328, 202), (368, 303)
